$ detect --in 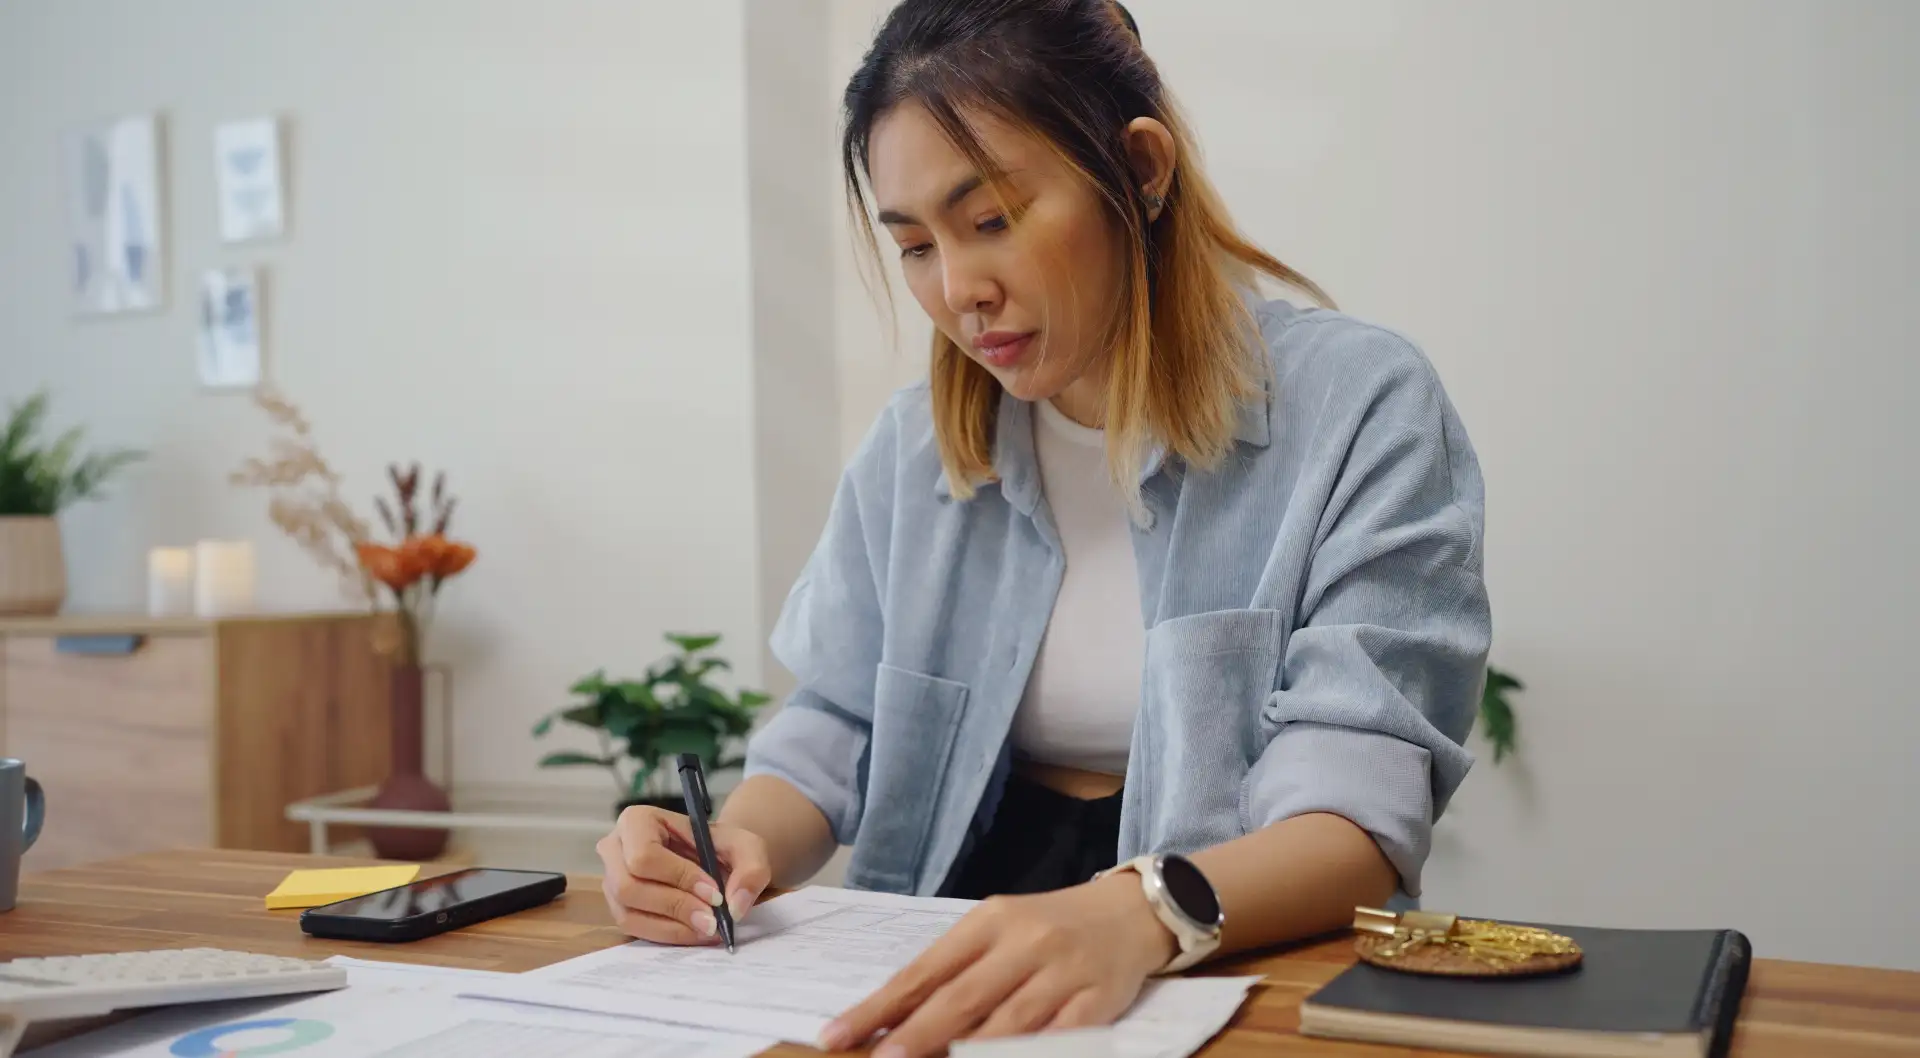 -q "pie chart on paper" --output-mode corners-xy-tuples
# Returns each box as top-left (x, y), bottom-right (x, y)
(168, 1018), (336, 1057)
